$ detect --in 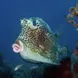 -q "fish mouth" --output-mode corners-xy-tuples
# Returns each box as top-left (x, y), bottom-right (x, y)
(12, 40), (24, 53)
